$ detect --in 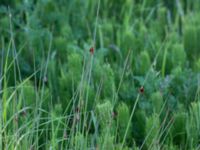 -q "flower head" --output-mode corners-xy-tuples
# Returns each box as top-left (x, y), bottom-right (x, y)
(139, 86), (144, 94)
(90, 47), (94, 55)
